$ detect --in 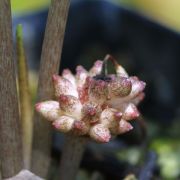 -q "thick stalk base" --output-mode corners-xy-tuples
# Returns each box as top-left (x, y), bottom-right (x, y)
(59, 135), (87, 180)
